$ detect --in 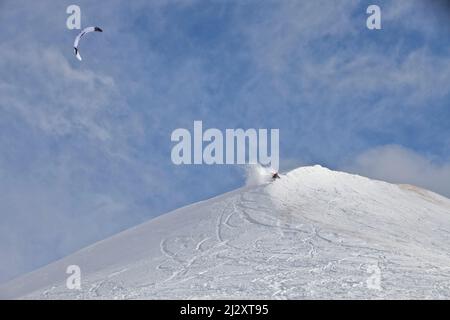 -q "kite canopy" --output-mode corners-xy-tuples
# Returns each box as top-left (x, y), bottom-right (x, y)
(73, 26), (103, 61)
